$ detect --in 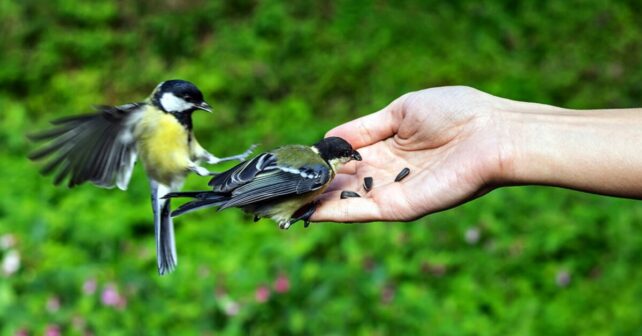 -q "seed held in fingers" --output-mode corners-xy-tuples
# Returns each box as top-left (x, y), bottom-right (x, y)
(340, 191), (361, 199)
(363, 177), (373, 192)
(395, 167), (410, 182)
